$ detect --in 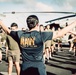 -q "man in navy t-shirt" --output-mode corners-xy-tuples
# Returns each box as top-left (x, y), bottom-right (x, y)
(9, 15), (53, 75)
(0, 15), (76, 75)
